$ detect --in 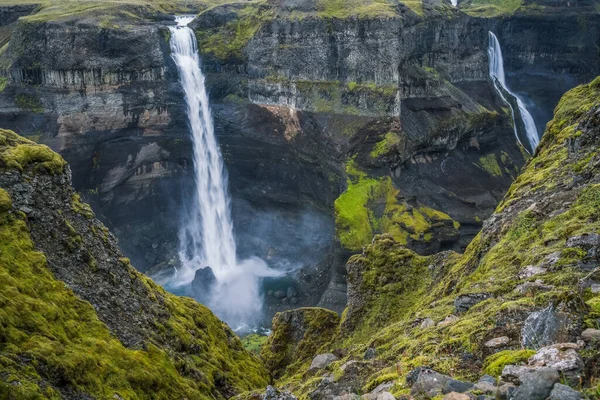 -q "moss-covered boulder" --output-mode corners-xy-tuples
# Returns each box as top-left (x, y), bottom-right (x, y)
(0, 129), (269, 399)
(261, 307), (340, 379)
